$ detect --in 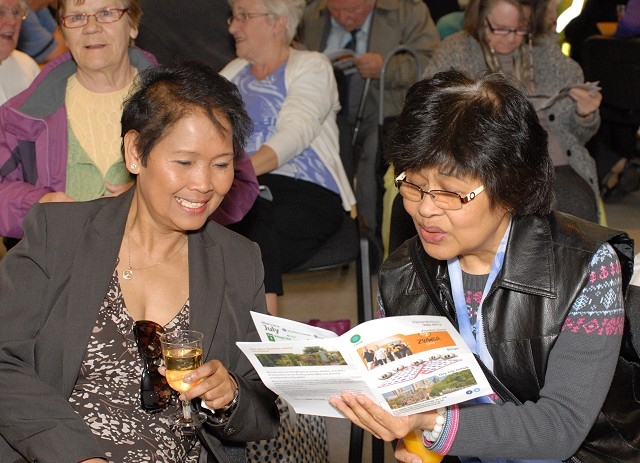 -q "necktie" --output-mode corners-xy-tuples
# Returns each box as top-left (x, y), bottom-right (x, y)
(345, 28), (360, 52)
